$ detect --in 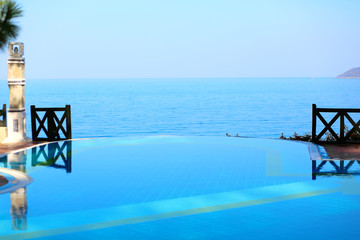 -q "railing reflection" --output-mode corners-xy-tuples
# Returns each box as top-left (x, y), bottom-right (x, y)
(312, 160), (360, 180)
(31, 141), (72, 173)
